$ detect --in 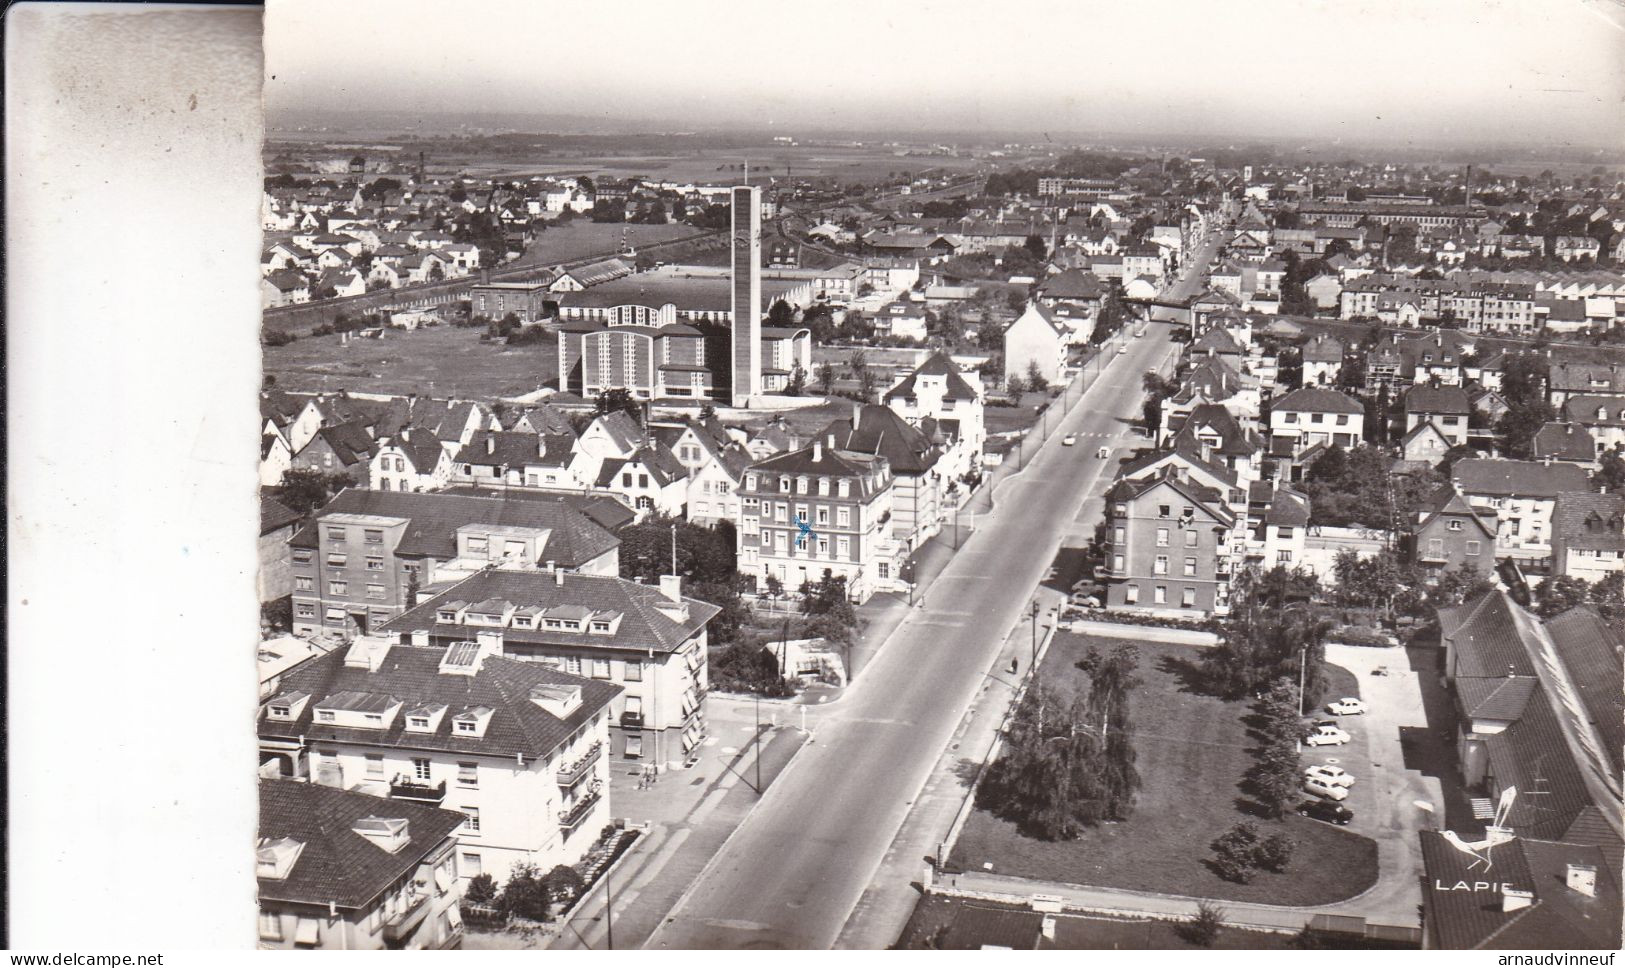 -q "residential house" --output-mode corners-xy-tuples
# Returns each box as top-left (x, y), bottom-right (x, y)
(1400, 421), (1455, 468)
(883, 352), (986, 480)
(1410, 484), (1499, 579)
(595, 444), (688, 519)
(1548, 363), (1625, 408)
(1002, 302), (1068, 388)
(1562, 395), (1625, 456)
(1549, 492), (1625, 584)
(1451, 458), (1592, 568)
(1186, 327), (1248, 370)
(1167, 402), (1264, 484)
(384, 569), (715, 769)
(262, 433), (293, 488)
(1301, 334), (1344, 386)
(1268, 387), (1365, 457)
(261, 497), (302, 604)
(737, 440), (899, 603)
(1304, 274), (1342, 311)
(263, 269), (311, 307)
(256, 779), (466, 950)
(293, 421), (378, 486)
(1403, 385), (1473, 447)
(258, 638), (619, 883)
(289, 489), (621, 638)
(872, 298), (929, 342)
(372, 429), (453, 493)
